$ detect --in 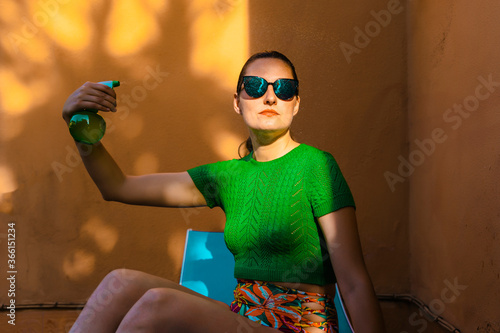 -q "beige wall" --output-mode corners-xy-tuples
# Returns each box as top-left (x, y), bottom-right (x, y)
(248, 2), (410, 330)
(247, 0), (409, 294)
(1, 0), (497, 331)
(408, 1), (500, 332)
